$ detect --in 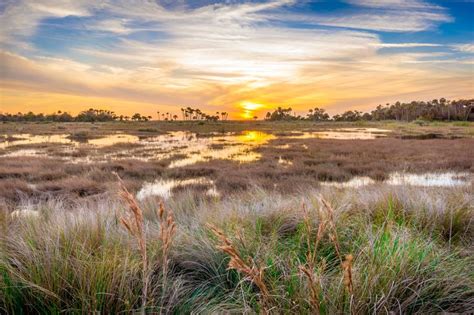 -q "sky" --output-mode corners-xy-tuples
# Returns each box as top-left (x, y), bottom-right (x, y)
(0, 0), (473, 119)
